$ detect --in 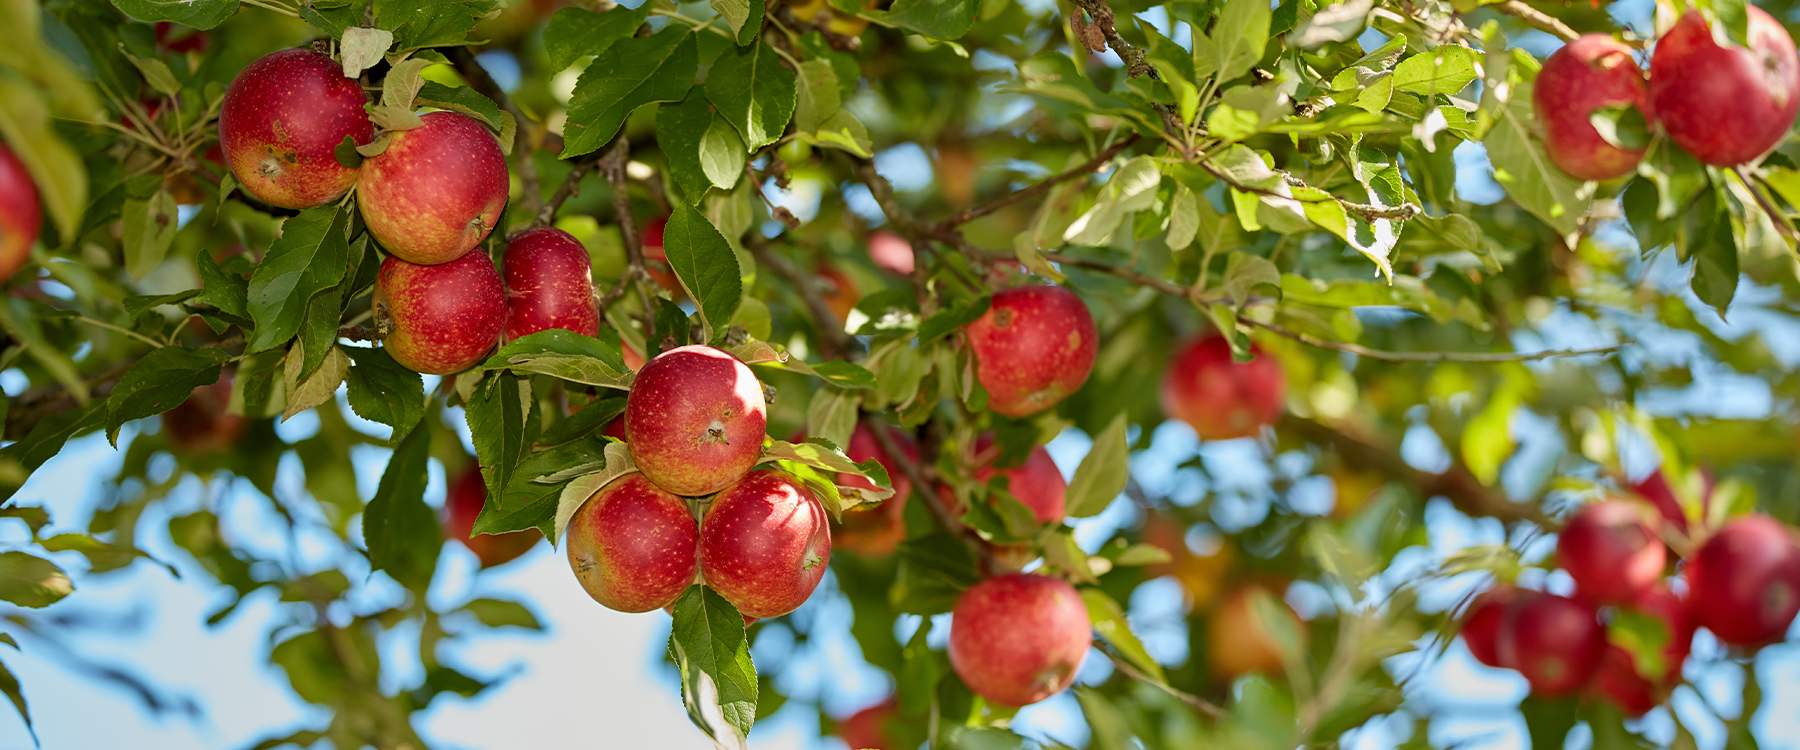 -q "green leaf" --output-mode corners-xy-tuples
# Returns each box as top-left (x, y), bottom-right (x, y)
(659, 90), (732, 204)
(376, 0), (497, 51)
(669, 585), (759, 746)
(711, 0), (764, 44)
(109, 0), (238, 29)
(1484, 78), (1591, 244)
(1064, 156), (1162, 246)
(550, 441), (639, 543)
(0, 299), (85, 404)
(806, 388), (860, 451)
(121, 188), (177, 280)
(467, 373), (534, 506)
(869, 0), (977, 40)
(1076, 687), (1139, 750)
(917, 296), (990, 344)
(363, 417), (438, 592)
(1461, 378), (1521, 484)
(416, 81), (506, 135)
(196, 248), (250, 320)
(1167, 184), (1200, 251)
(461, 598), (543, 630)
(704, 41), (797, 151)
(246, 206), (351, 353)
(1520, 696), (1580, 750)
(1692, 209), (1739, 315)
(1590, 104), (1651, 152)
(338, 27), (393, 79)
(1065, 414), (1129, 518)
(0, 657), (32, 743)
(0, 401), (106, 502)
(1288, 0), (1372, 48)
(122, 290), (200, 319)
(542, 4), (651, 72)
(0, 551), (73, 608)
(1210, 0), (1272, 82)
(105, 346), (230, 446)
(758, 439), (894, 512)
(561, 25), (697, 158)
(282, 344), (349, 420)
(1390, 46), (1479, 97)
(1223, 252), (1282, 308)
(664, 203), (743, 342)
(345, 347), (426, 444)
(480, 329), (632, 388)
(539, 395), (626, 447)
(809, 361), (878, 390)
